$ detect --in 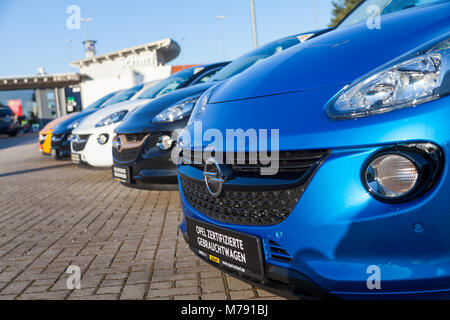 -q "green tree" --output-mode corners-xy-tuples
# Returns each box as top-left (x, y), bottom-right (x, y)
(329, 0), (363, 27)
